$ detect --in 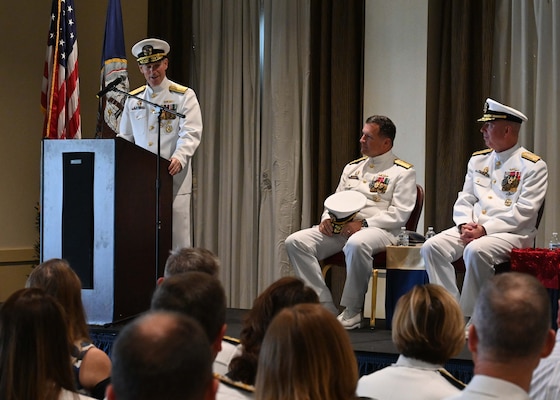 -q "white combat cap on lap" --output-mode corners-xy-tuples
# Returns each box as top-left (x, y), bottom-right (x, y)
(324, 191), (367, 234)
